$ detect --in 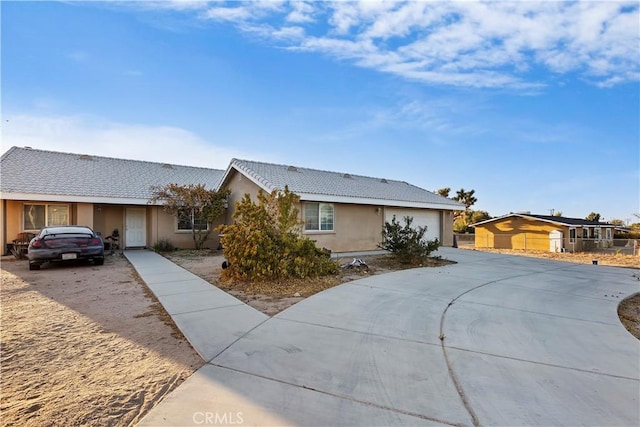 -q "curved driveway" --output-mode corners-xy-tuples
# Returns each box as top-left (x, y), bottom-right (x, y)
(137, 248), (639, 426)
